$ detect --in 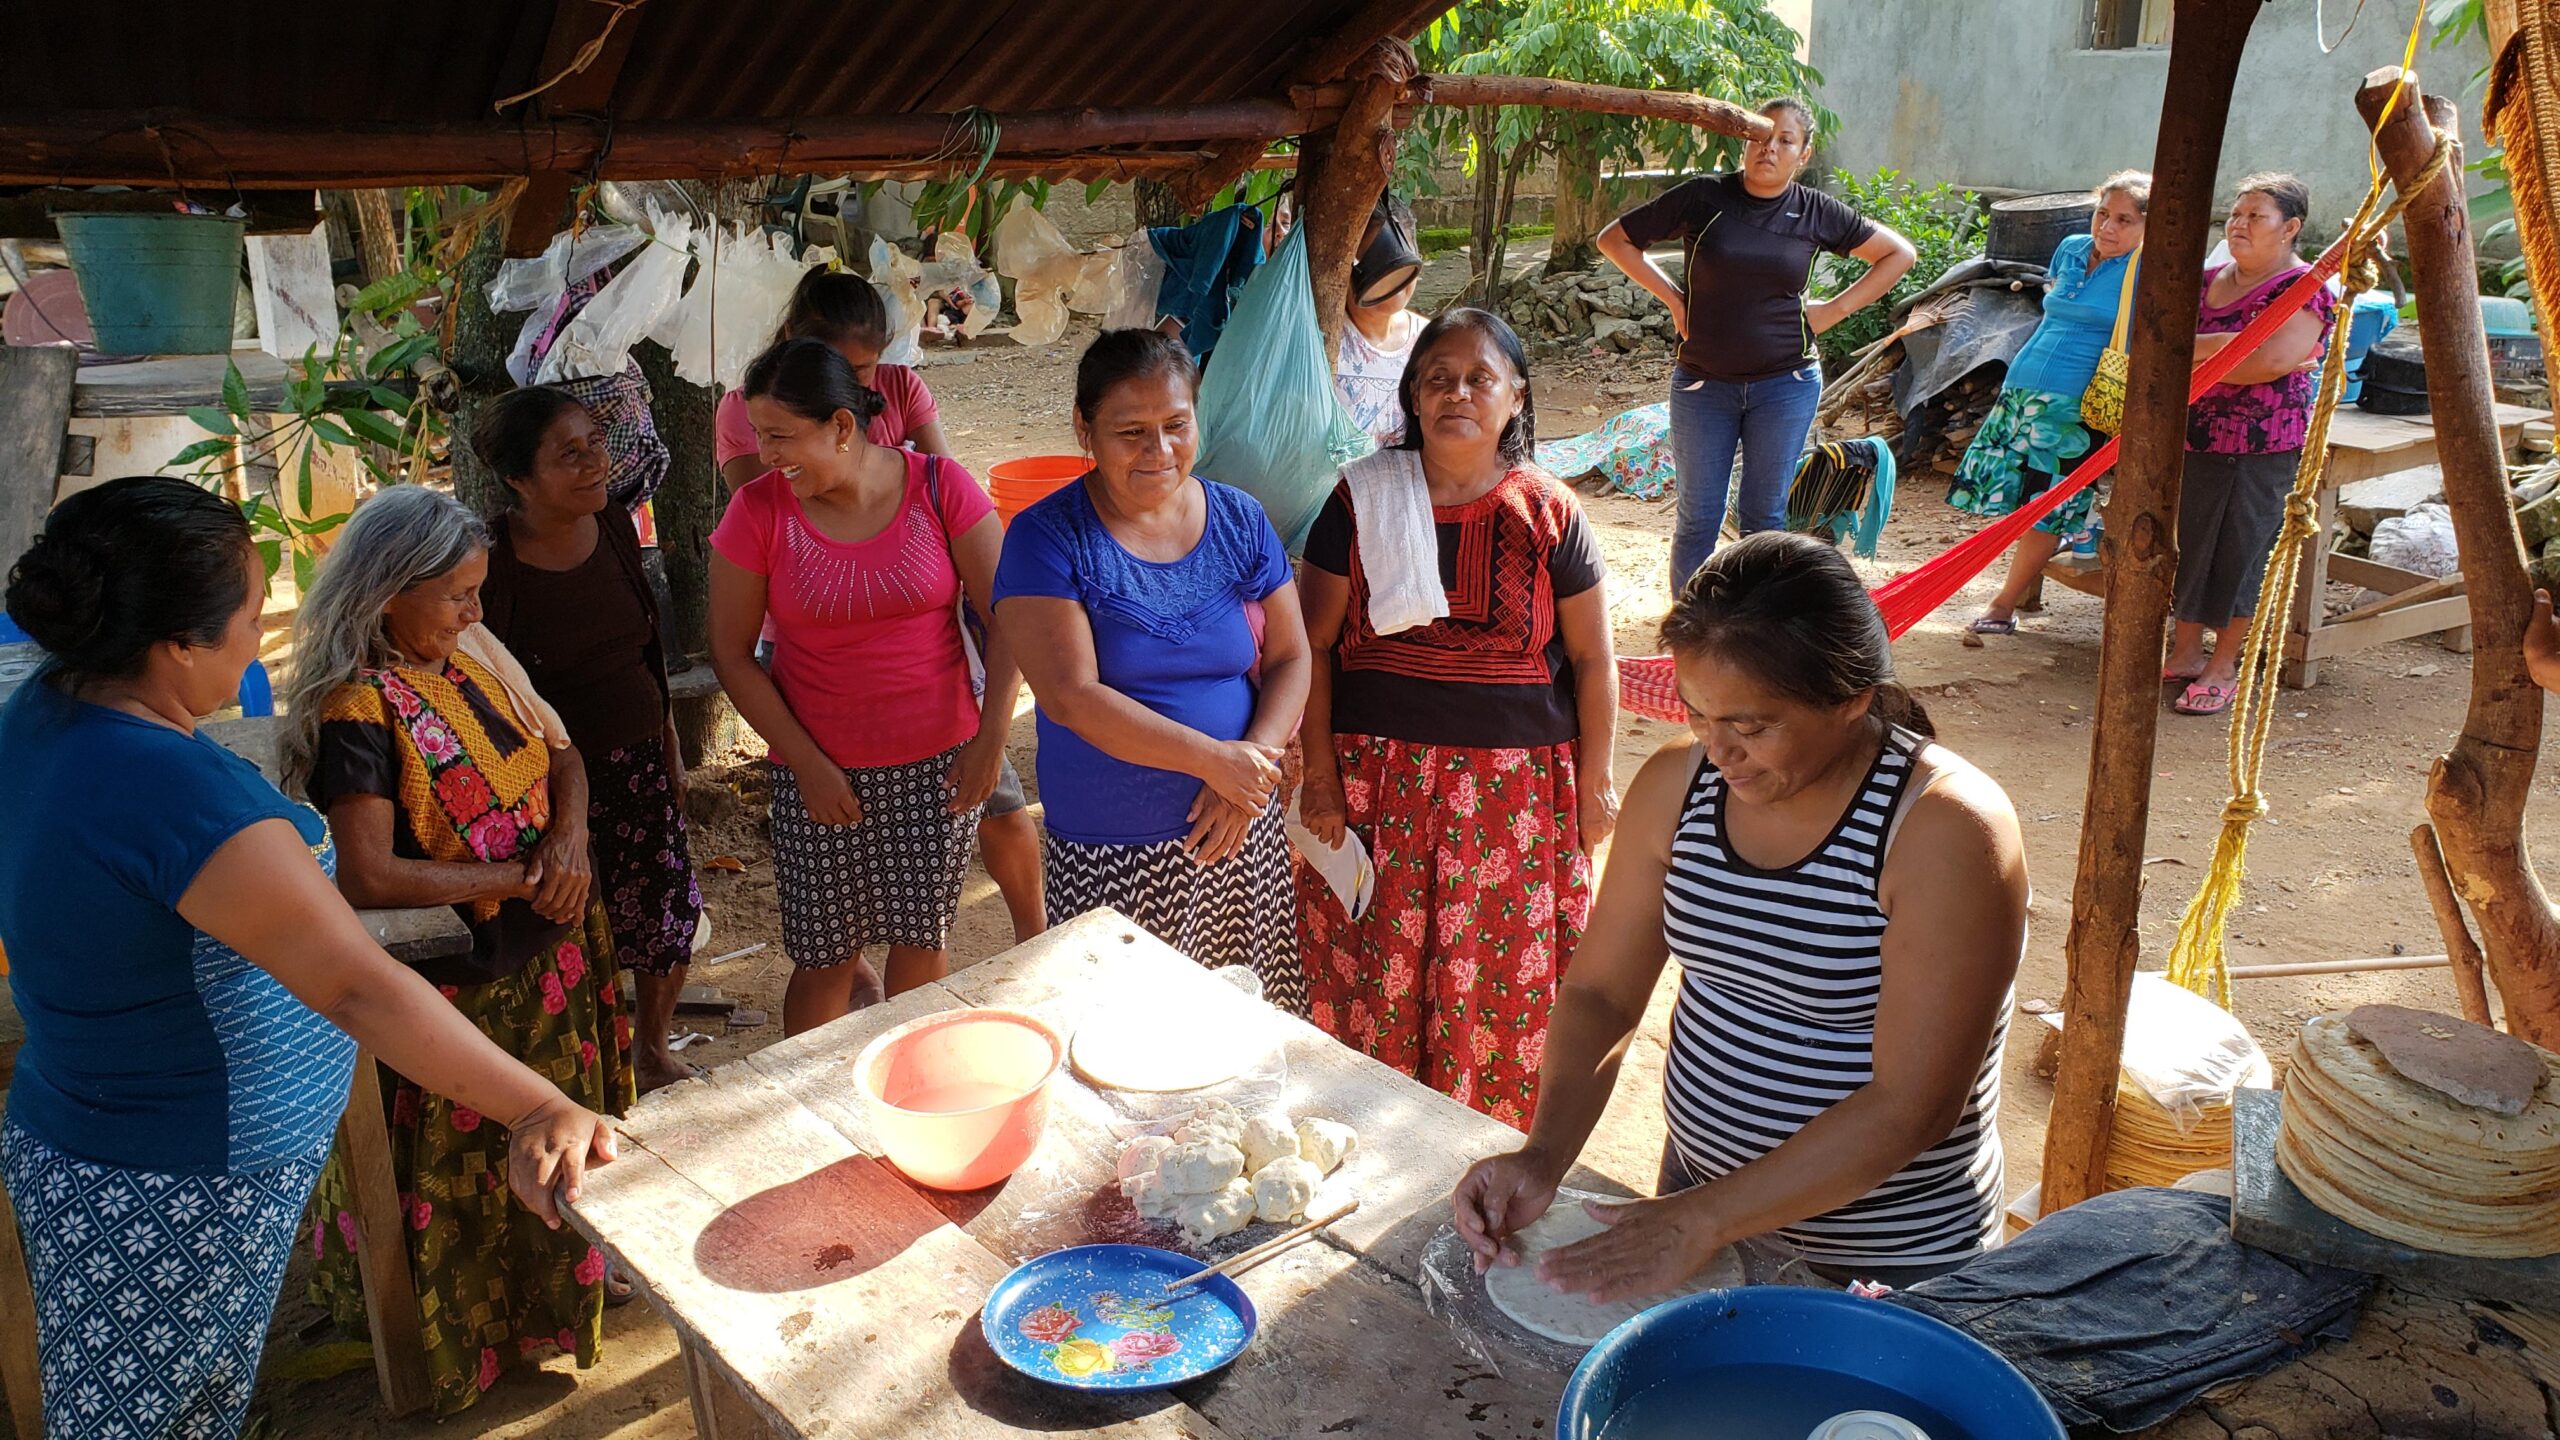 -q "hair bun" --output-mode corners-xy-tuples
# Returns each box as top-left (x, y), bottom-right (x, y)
(5, 530), (110, 655)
